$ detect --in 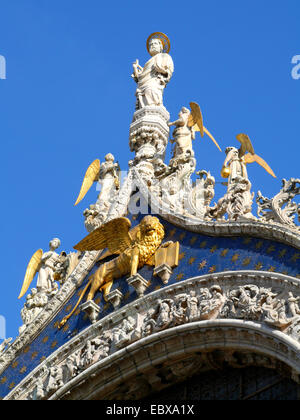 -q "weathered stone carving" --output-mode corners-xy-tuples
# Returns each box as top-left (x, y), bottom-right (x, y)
(31, 333), (112, 400)
(53, 252), (81, 286)
(18, 250), (80, 335)
(129, 106), (170, 183)
(19, 288), (56, 334)
(220, 285), (297, 330)
(257, 178), (300, 230)
(112, 317), (136, 349)
(8, 272), (300, 401)
(0, 338), (12, 361)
